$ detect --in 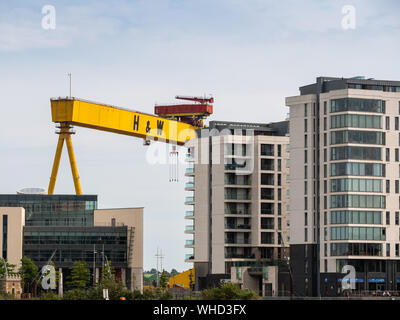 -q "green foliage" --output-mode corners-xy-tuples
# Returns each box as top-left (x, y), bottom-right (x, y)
(0, 258), (16, 276)
(19, 256), (38, 293)
(159, 270), (168, 288)
(63, 288), (90, 300)
(67, 261), (90, 289)
(39, 291), (61, 300)
(200, 283), (259, 300)
(141, 288), (173, 300)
